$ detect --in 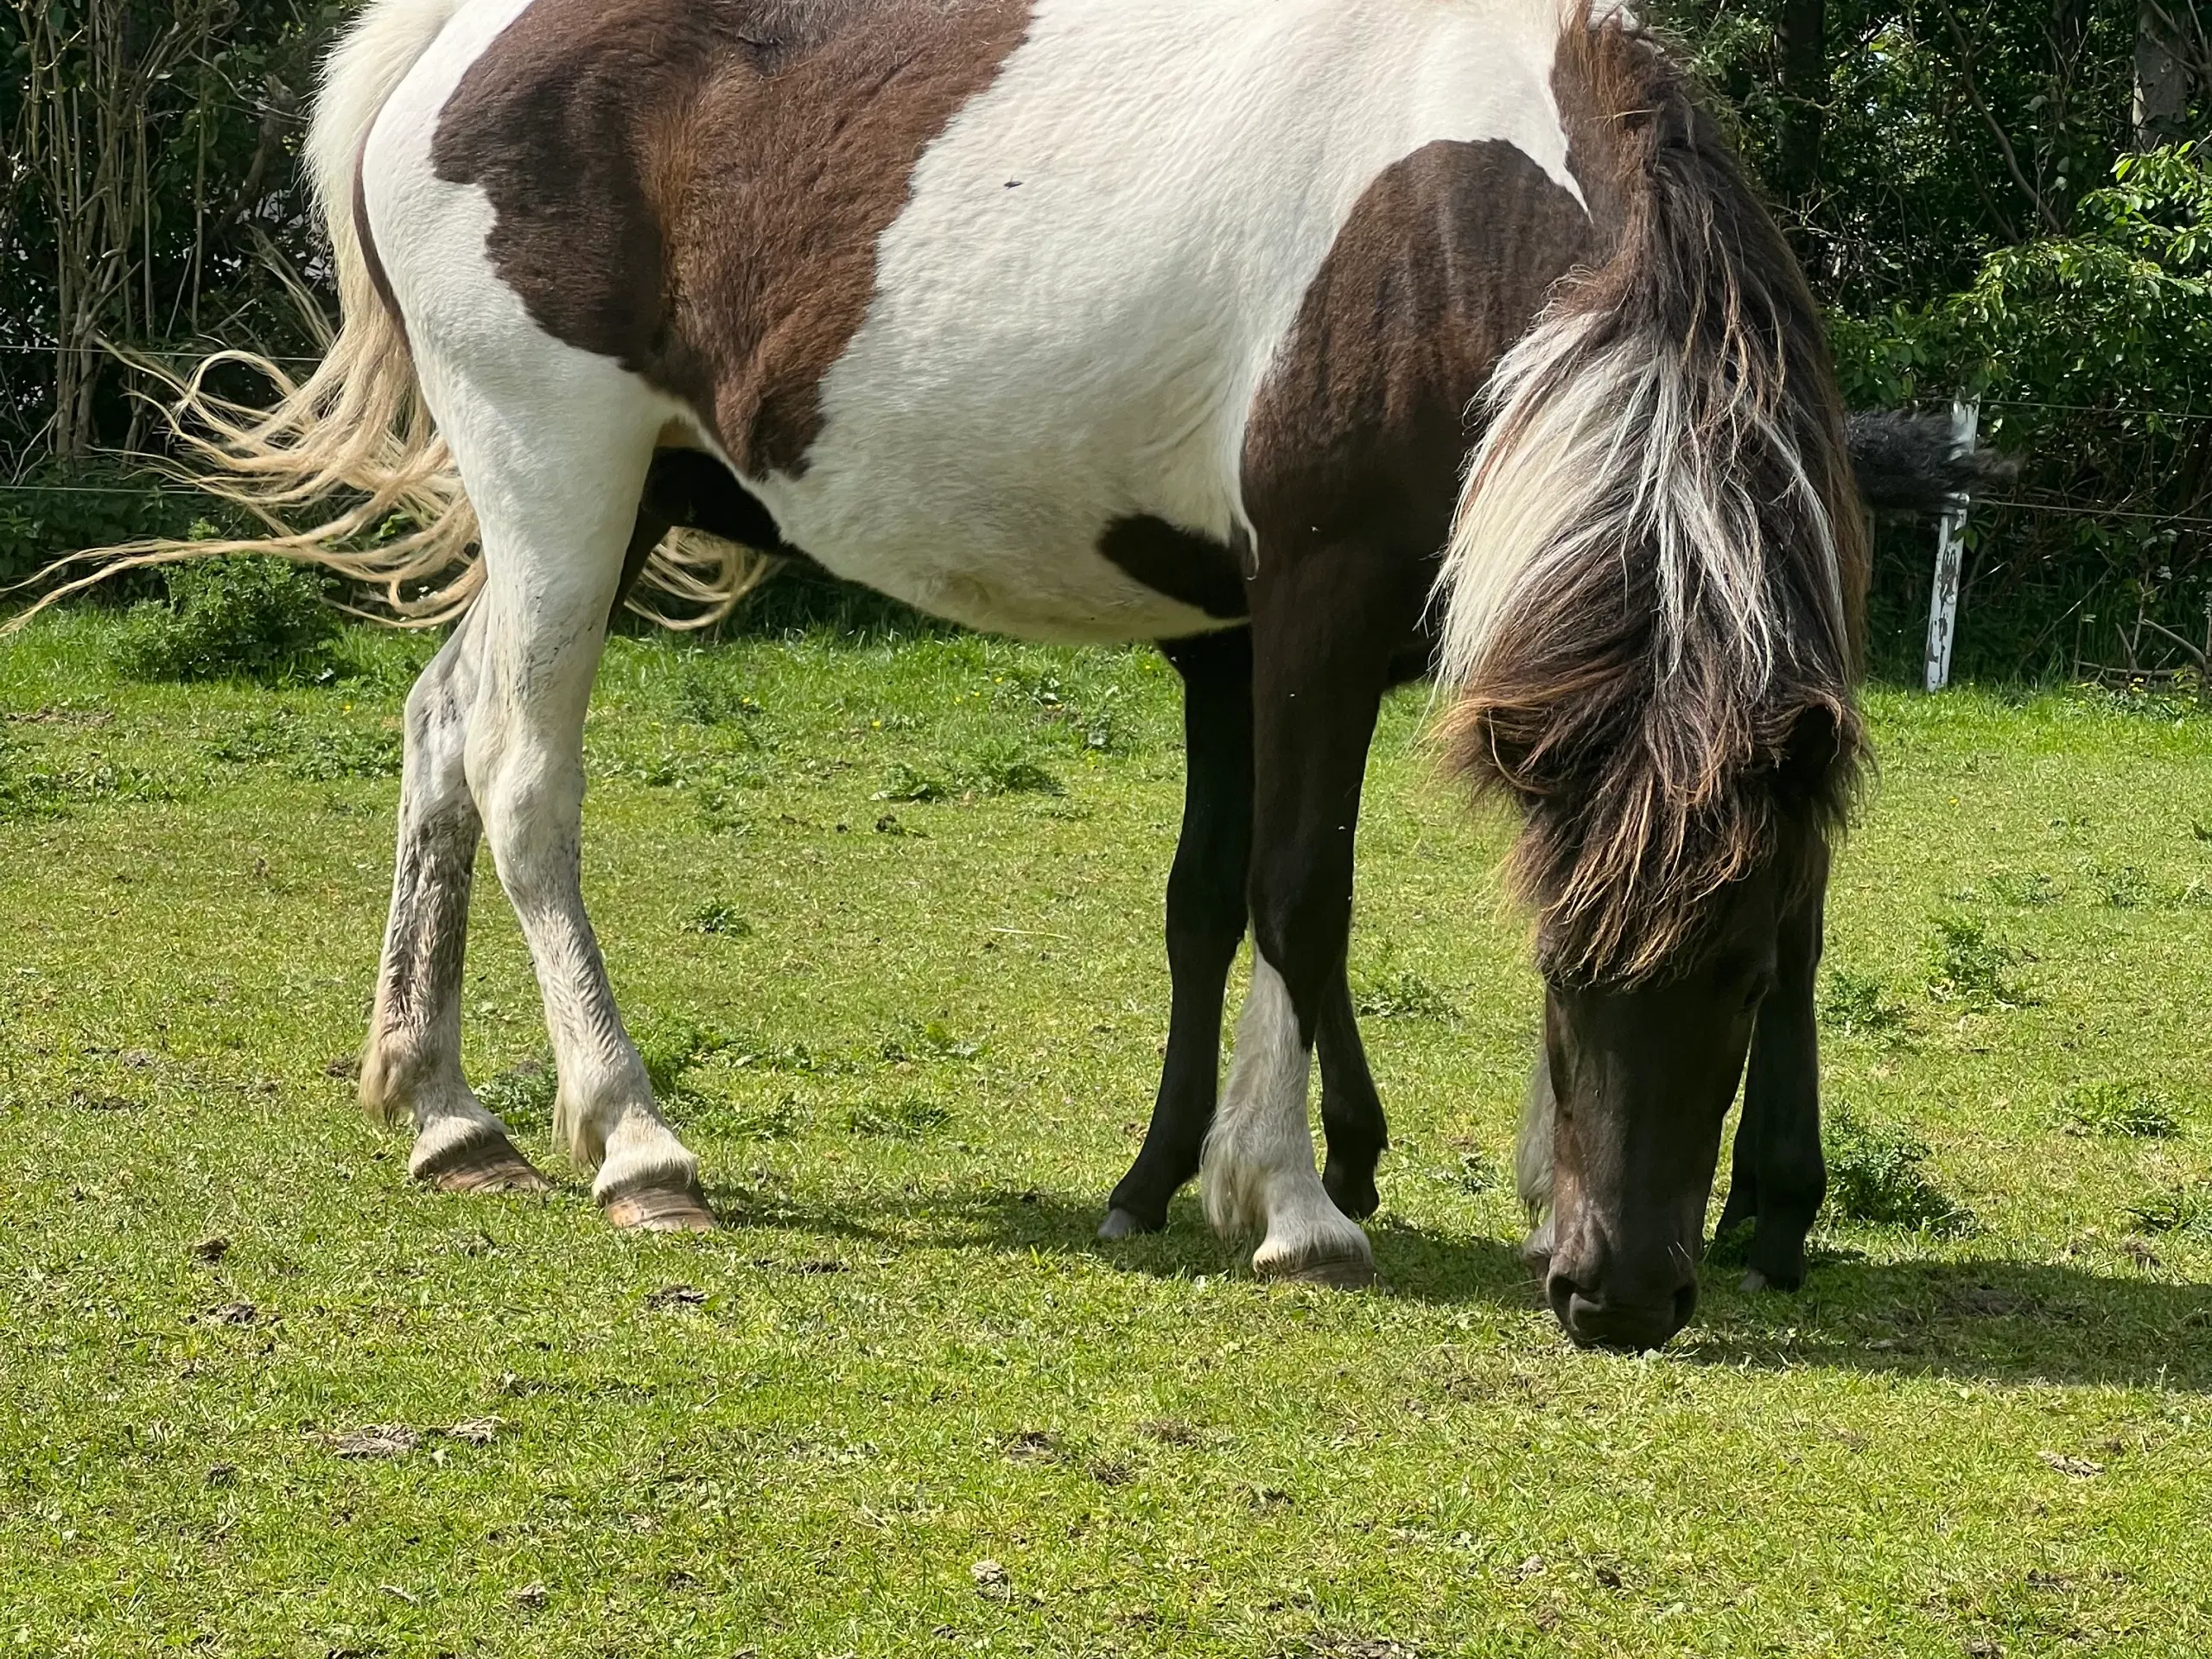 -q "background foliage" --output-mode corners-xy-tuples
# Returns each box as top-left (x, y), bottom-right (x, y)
(3, 0), (2209, 676)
